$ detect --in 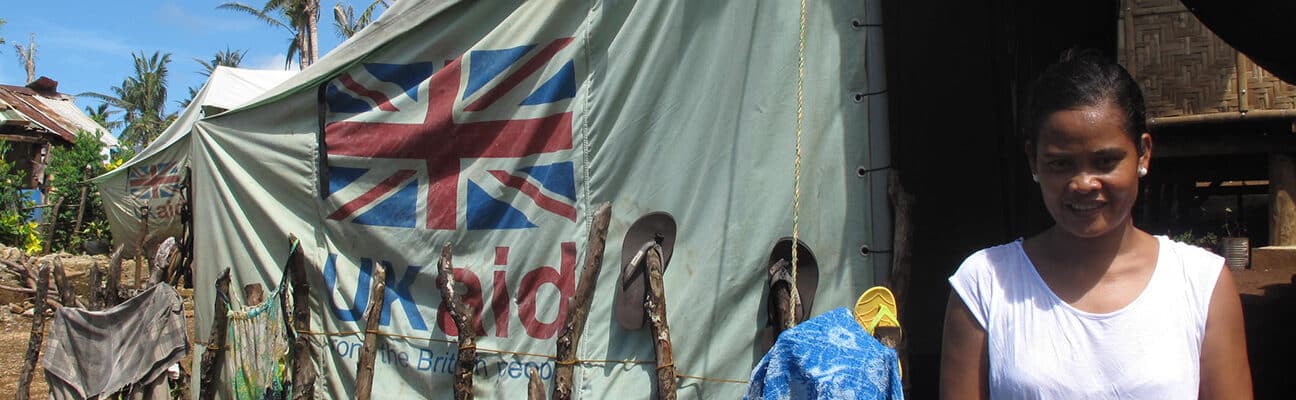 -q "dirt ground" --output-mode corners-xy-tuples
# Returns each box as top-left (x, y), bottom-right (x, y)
(0, 247), (195, 399)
